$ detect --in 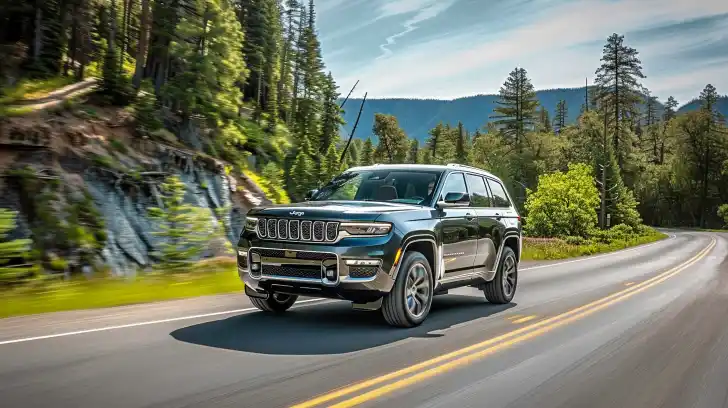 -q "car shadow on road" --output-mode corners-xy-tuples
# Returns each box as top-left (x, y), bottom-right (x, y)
(170, 294), (516, 355)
